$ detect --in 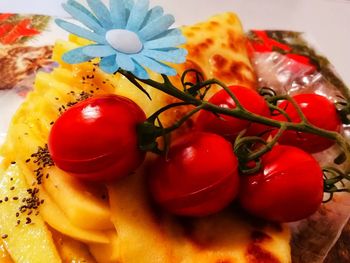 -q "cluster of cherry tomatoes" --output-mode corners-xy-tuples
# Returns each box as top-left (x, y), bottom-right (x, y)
(48, 85), (341, 222)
